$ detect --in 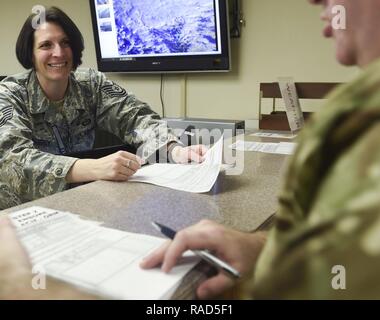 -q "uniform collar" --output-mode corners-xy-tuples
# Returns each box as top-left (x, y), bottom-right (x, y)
(28, 70), (87, 124)
(28, 70), (50, 115)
